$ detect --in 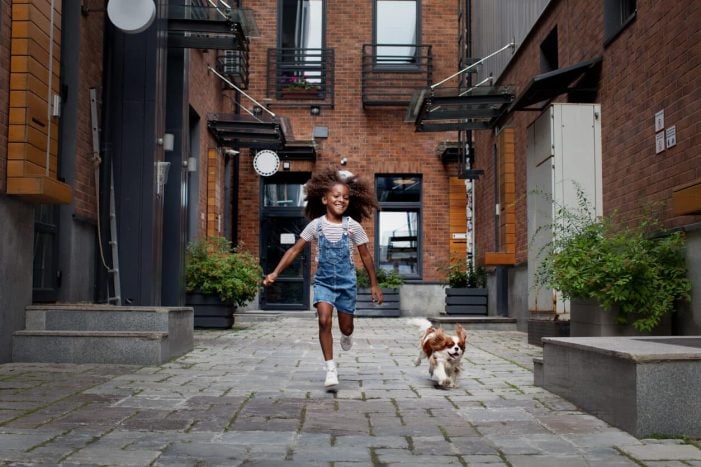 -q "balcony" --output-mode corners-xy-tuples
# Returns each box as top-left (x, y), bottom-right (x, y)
(362, 44), (432, 108)
(167, 2), (258, 50)
(215, 42), (249, 90)
(267, 48), (335, 107)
